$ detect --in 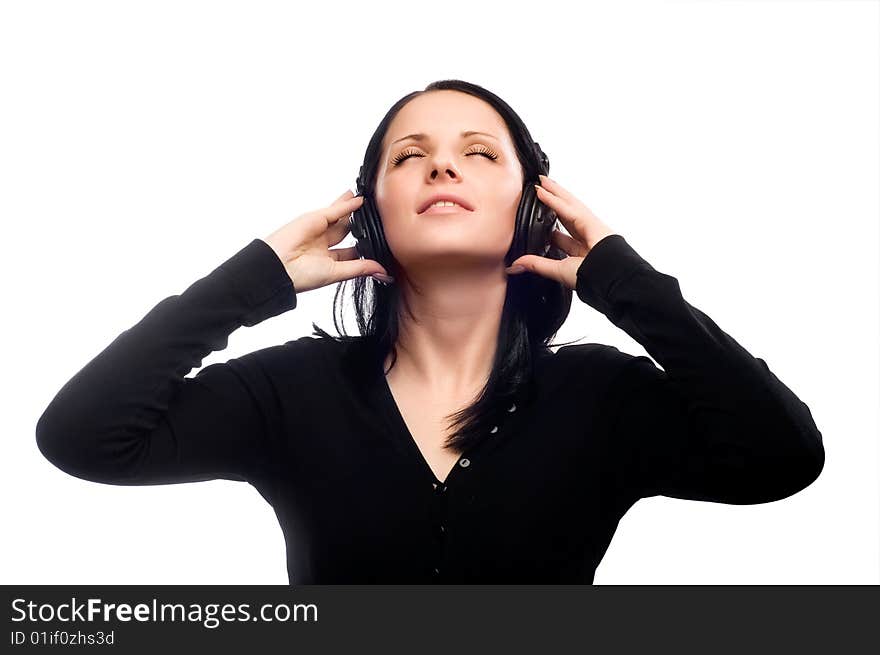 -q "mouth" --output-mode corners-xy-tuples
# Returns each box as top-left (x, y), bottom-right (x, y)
(417, 194), (475, 214)
(419, 203), (474, 216)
